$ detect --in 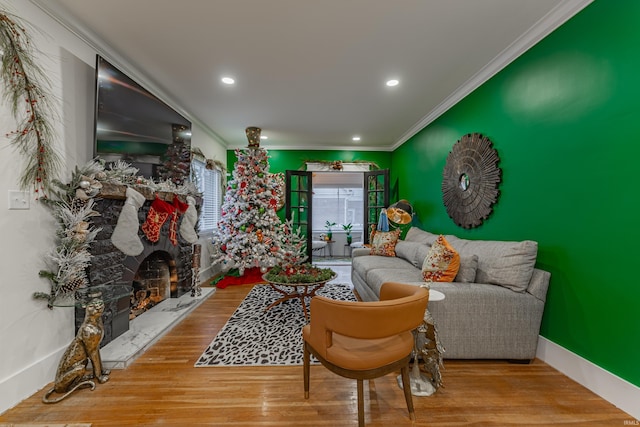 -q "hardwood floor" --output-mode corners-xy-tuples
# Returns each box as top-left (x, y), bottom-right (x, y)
(0, 283), (632, 426)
